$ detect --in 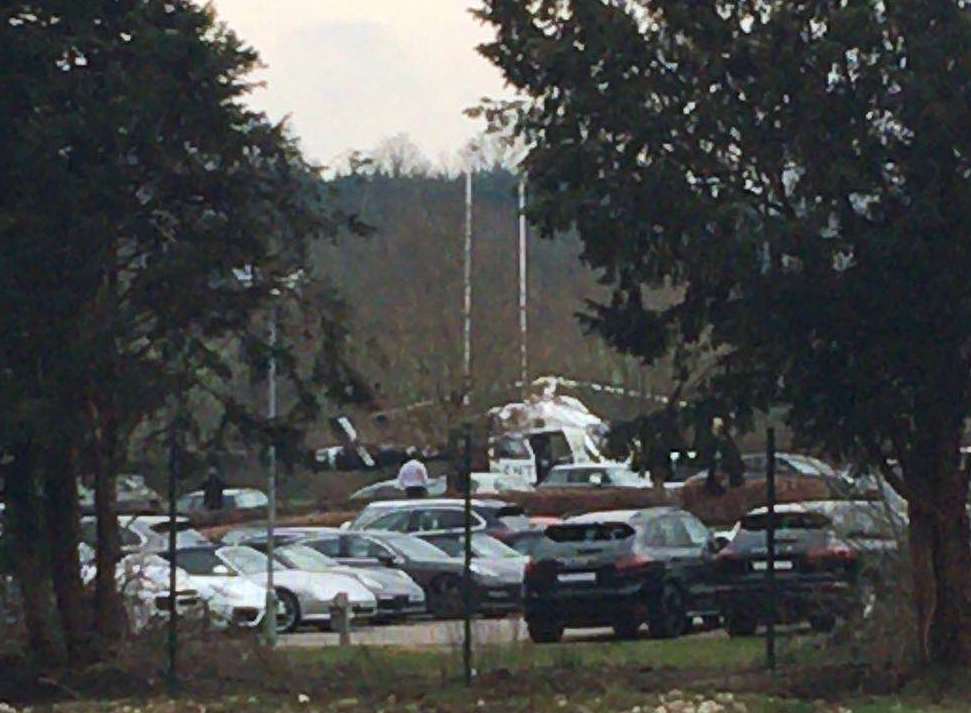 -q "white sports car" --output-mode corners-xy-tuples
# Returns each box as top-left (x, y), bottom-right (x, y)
(206, 545), (379, 633)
